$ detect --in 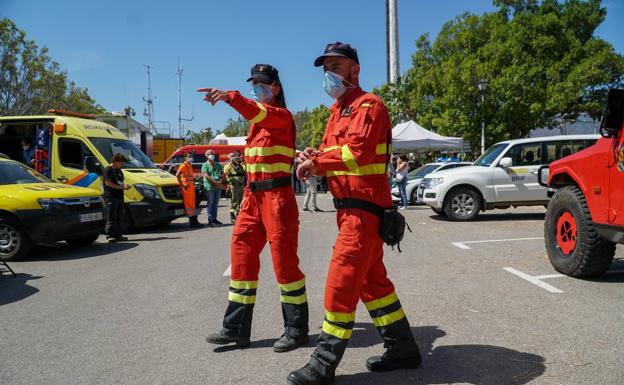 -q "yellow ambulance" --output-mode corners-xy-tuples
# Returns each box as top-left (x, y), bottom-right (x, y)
(0, 156), (105, 261)
(0, 110), (185, 234)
